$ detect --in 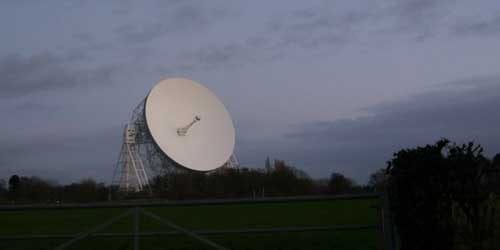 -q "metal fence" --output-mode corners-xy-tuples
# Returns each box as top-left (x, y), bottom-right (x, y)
(0, 194), (389, 250)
